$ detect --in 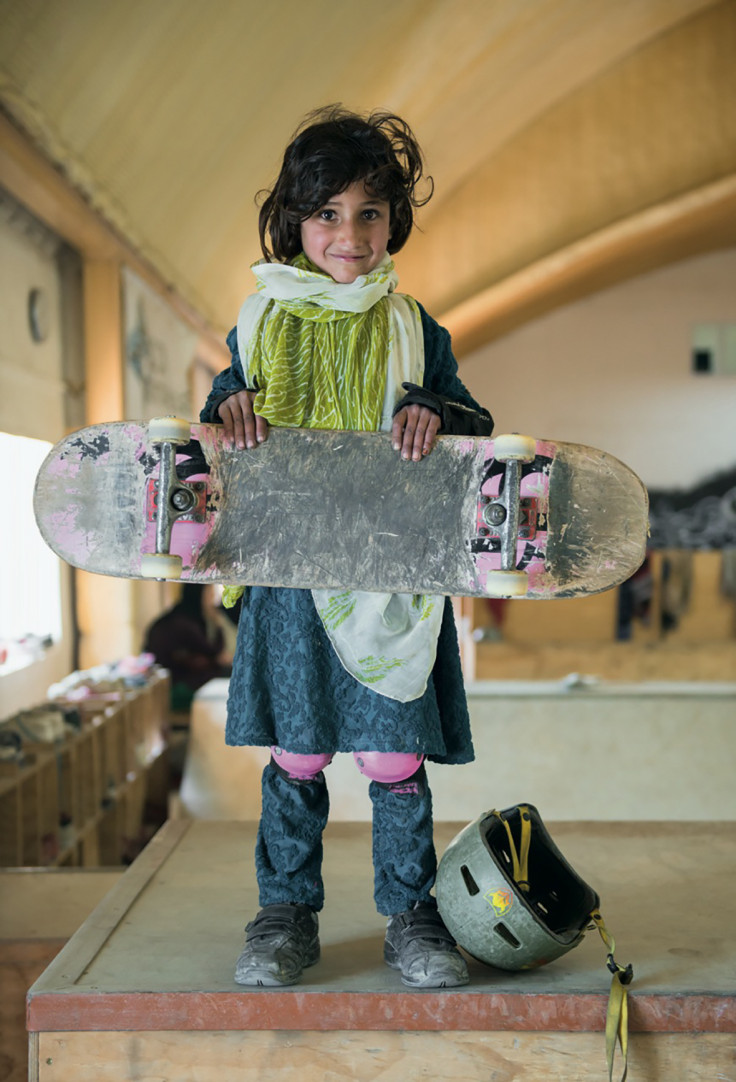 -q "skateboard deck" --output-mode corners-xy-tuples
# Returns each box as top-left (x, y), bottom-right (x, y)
(34, 421), (648, 599)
